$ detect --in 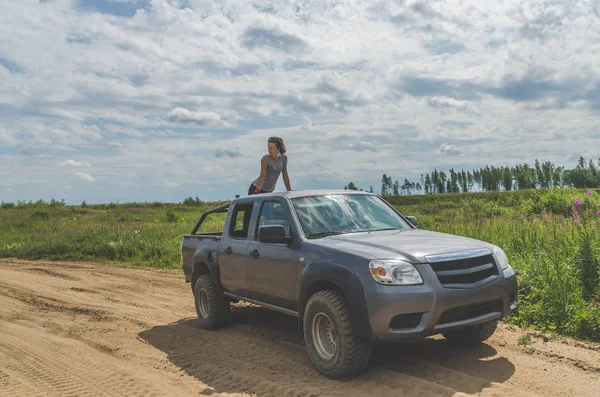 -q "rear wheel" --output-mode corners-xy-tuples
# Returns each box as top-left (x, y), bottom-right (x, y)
(443, 319), (498, 345)
(303, 289), (372, 379)
(193, 274), (230, 330)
